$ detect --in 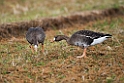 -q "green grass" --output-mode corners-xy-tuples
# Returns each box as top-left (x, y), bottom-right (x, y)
(0, 0), (124, 23)
(0, 0), (124, 83)
(0, 16), (124, 82)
